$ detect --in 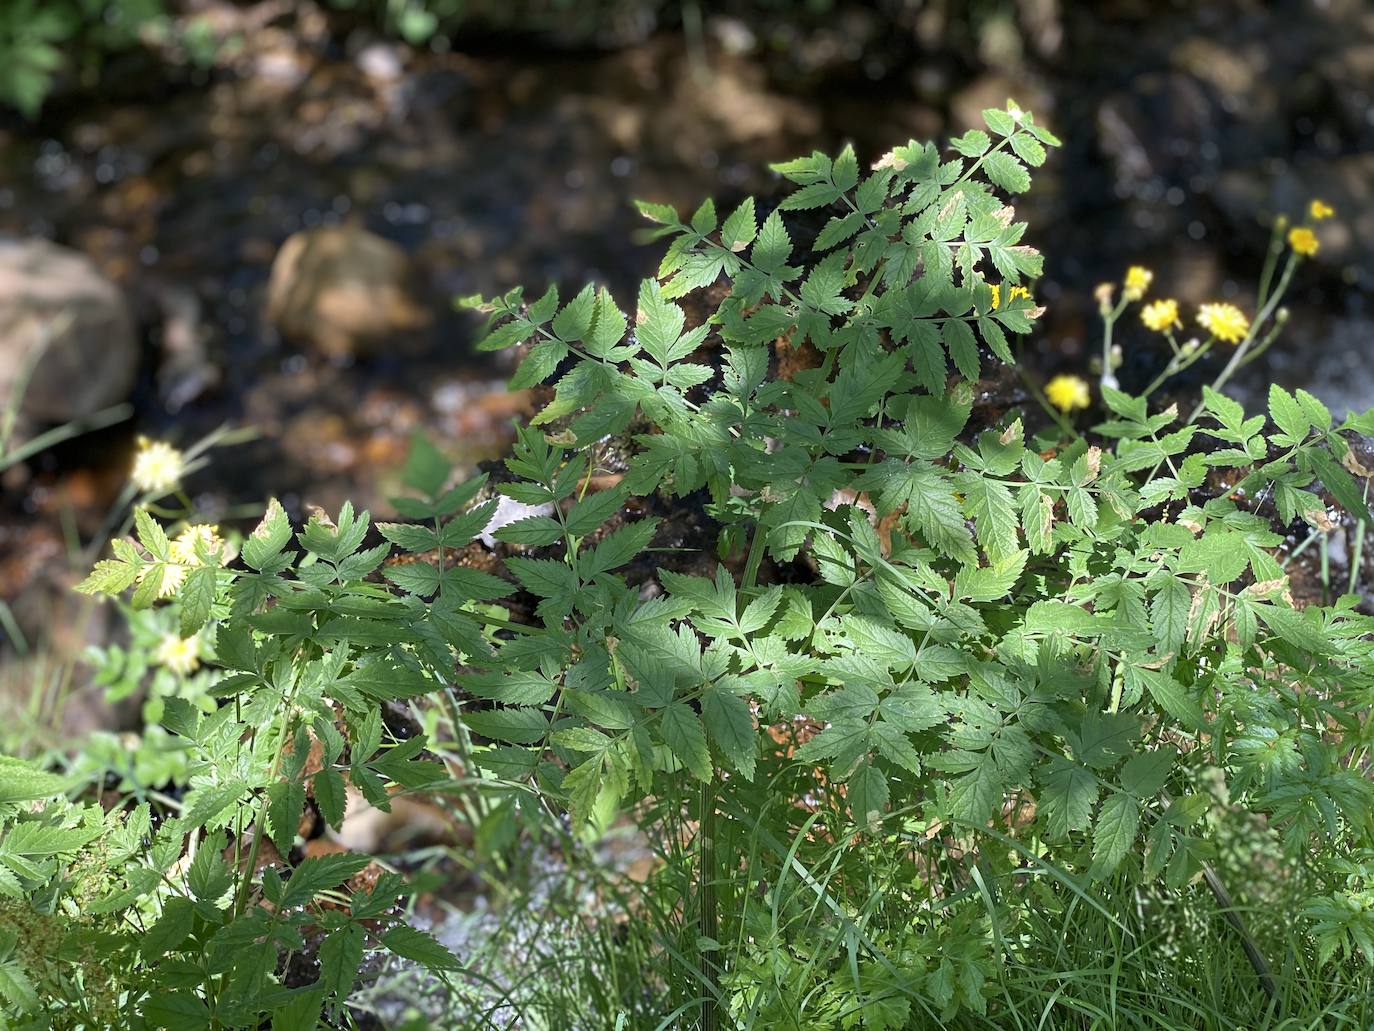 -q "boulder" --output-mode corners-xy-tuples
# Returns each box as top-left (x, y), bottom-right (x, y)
(265, 225), (431, 358)
(0, 238), (139, 425)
